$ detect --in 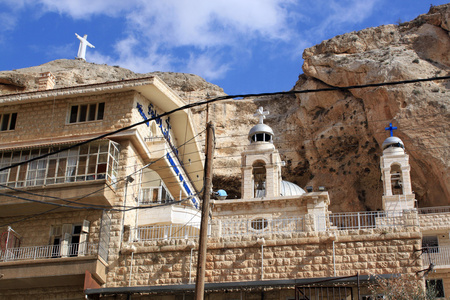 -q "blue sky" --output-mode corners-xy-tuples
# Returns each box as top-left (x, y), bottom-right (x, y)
(0, 0), (448, 95)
